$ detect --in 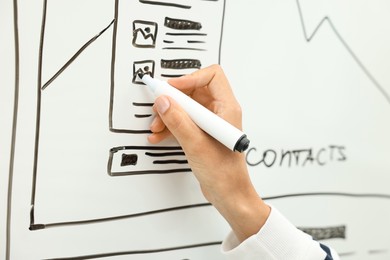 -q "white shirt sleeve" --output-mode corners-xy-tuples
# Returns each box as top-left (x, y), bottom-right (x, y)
(221, 206), (340, 260)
